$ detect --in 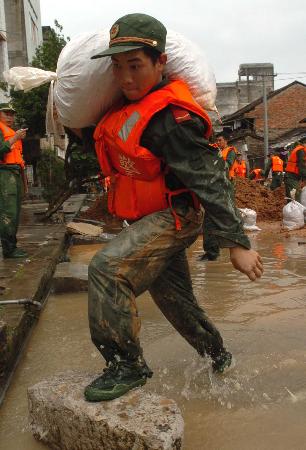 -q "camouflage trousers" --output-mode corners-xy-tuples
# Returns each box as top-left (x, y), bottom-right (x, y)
(270, 172), (283, 190)
(88, 206), (225, 368)
(284, 172), (303, 202)
(0, 168), (22, 256)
